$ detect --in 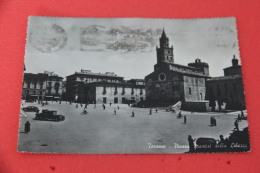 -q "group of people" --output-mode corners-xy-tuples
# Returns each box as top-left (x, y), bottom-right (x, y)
(149, 108), (158, 115)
